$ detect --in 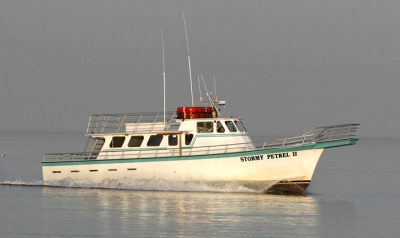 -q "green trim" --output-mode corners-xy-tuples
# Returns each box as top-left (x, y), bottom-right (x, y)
(314, 138), (358, 149)
(42, 139), (357, 167)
